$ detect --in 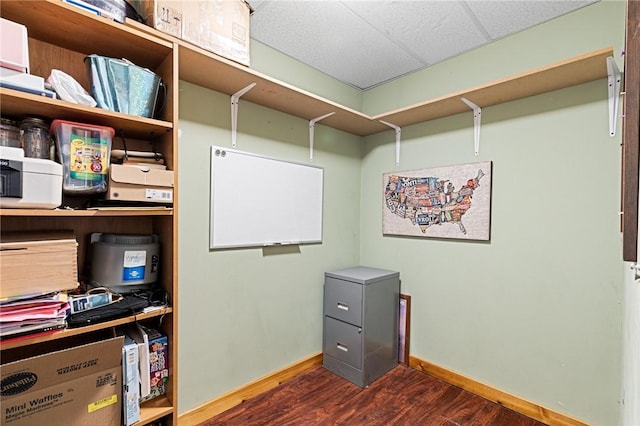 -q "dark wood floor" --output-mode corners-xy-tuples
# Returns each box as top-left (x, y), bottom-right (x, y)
(199, 365), (546, 425)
